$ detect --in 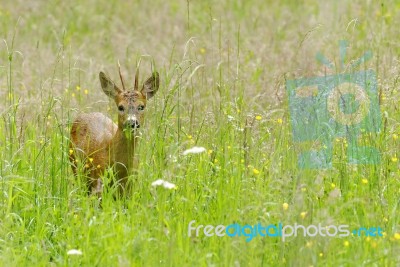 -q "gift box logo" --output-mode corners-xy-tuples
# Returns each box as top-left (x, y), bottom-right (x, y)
(286, 41), (381, 169)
